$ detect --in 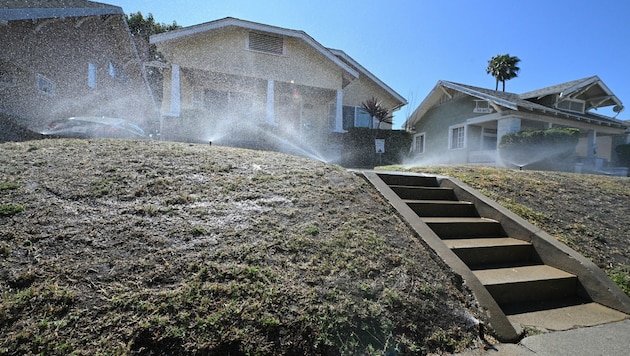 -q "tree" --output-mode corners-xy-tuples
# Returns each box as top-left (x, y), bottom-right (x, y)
(125, 12), (181, 136)
(126, 12), (180, 61)
(486, 54), (521, 92)
(361, 97), (392, 130)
